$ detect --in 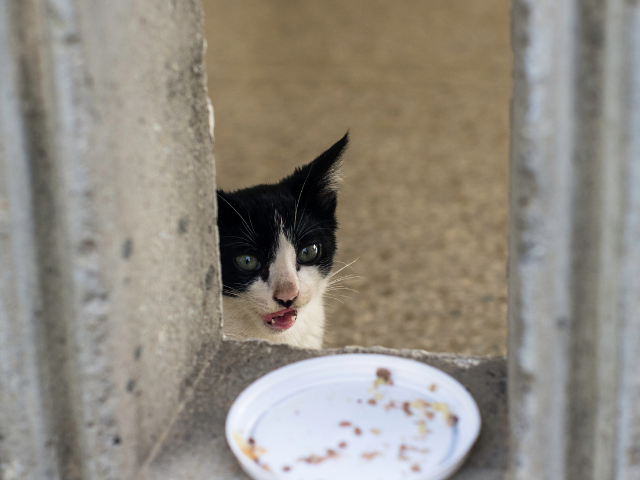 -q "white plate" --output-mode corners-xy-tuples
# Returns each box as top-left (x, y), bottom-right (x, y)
(225, 354), (481, 480)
